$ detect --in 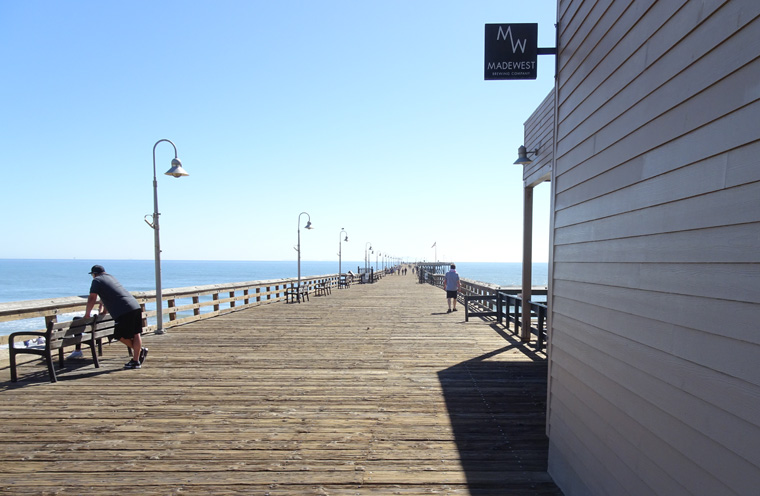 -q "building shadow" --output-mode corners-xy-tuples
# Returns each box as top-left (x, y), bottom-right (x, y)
(437, 333), (563, 495)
